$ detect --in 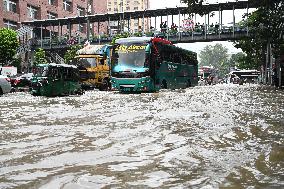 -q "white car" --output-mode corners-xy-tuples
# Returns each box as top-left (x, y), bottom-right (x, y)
(0, 75), (12, 95)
